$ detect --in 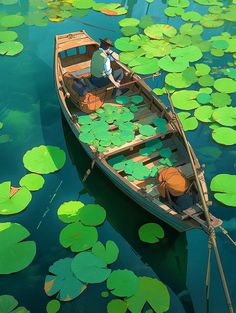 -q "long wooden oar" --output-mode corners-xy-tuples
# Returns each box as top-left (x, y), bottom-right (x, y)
(165, 86), (235, 313)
